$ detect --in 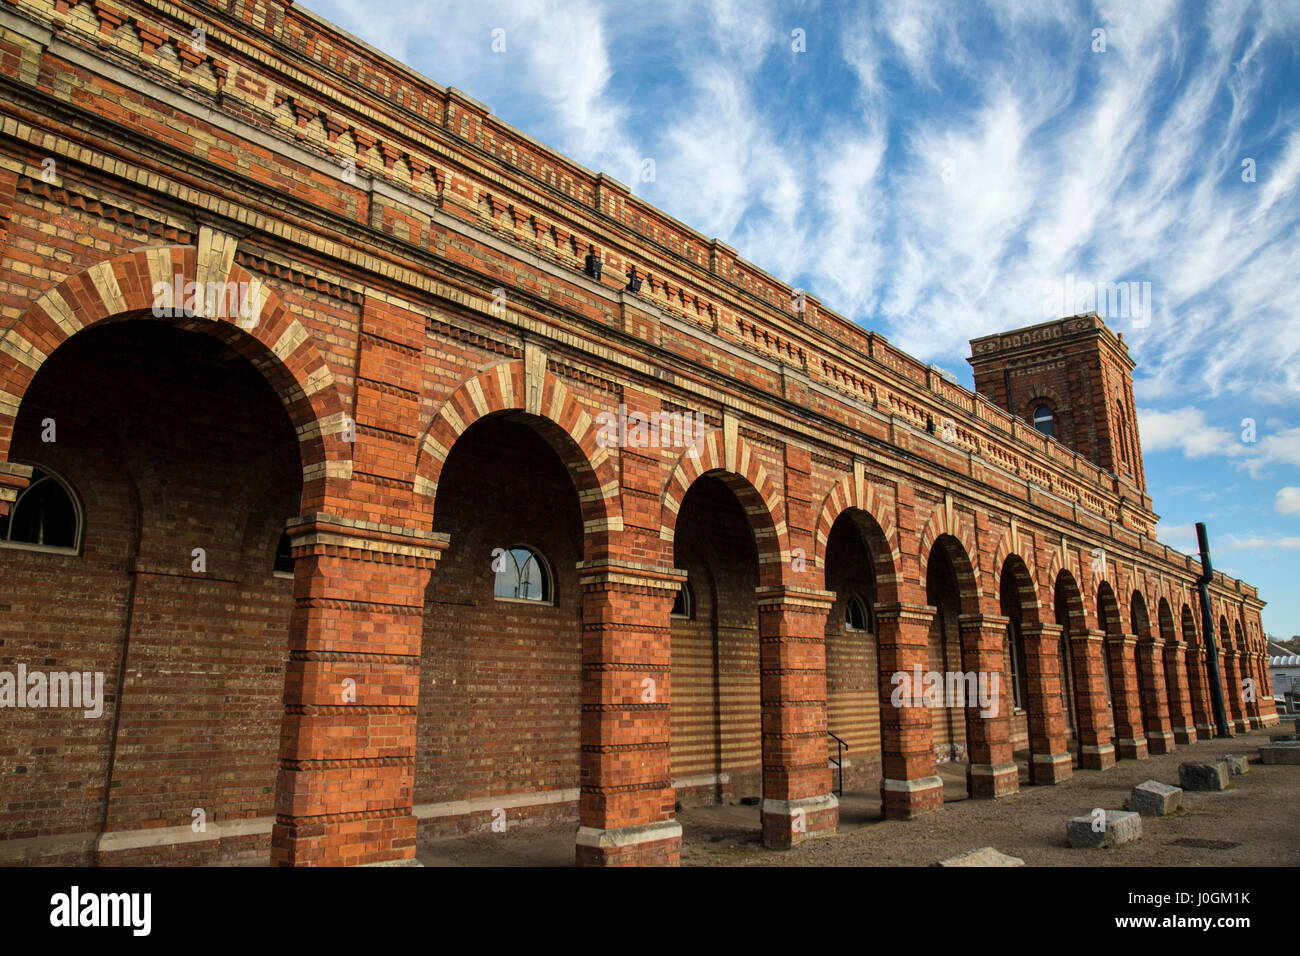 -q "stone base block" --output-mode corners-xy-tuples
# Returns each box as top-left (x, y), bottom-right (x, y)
(1194, 723), (1216, 741)
(881, 775), (944, 819)
(1030, 752), (1073, 785)
(1079, 743), (1116, 771)
(1067, 809), (1141, 848)
(1173, 726), (1195, 746)
(575, 820), (682, 866)
(1223, 754), (1249, 775)
(1271, 733), (1299, 743)
(935, 847), (1023, 867)
(1131, 780), (1182, 816)
(1179, 760), (1229, 791)
(1146, 730), (1176, 755)
(761, 793), (838, 848)
(1259, 743), (1300, 766)
(1116, 737), (1149, 760)
(968, 762), (1019, 798)
(271, 813), (417, 867)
